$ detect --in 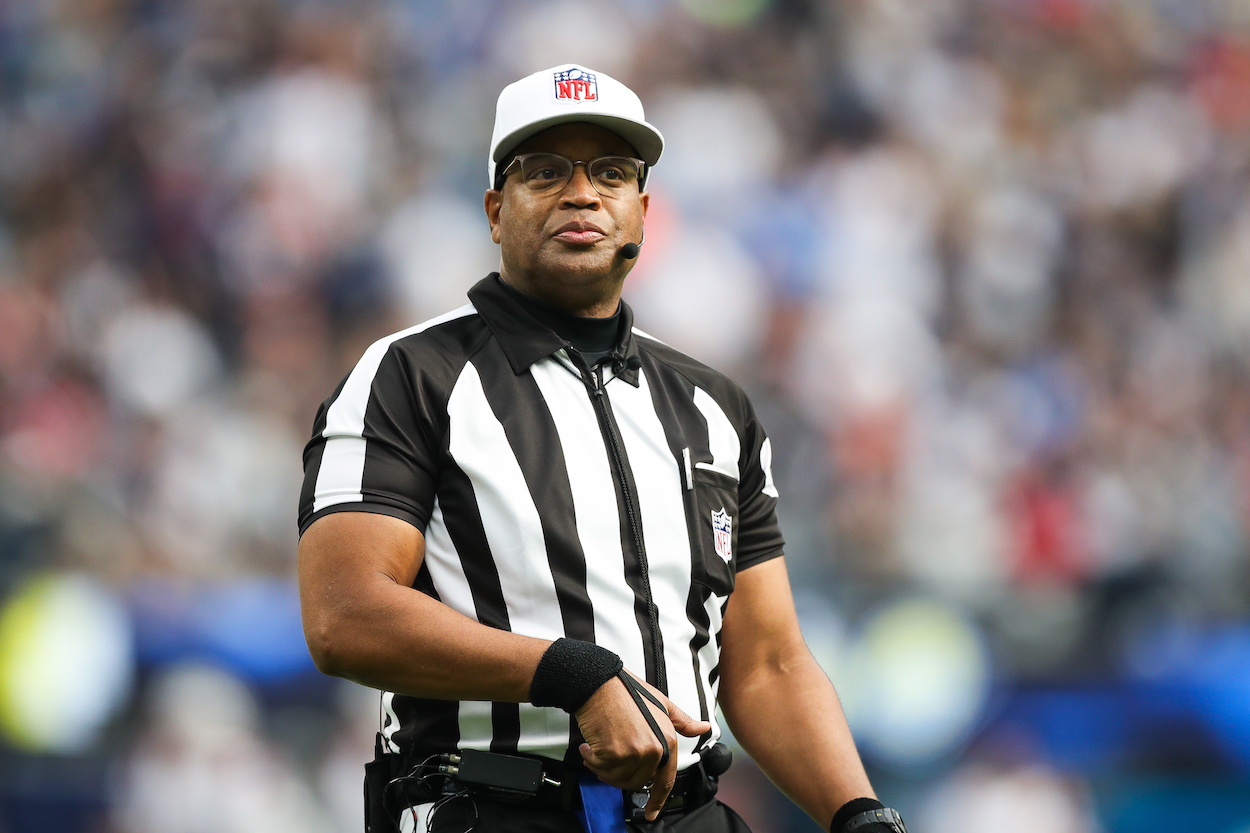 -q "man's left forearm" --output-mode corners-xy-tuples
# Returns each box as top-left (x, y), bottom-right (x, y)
(720, 643), (873, 827)
(718, 560), (876, 831)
